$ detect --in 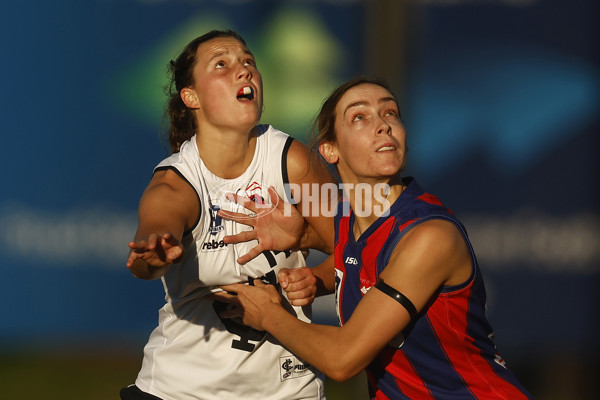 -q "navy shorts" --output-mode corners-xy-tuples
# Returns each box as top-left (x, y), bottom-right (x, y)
(120, 385), (163, 400)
